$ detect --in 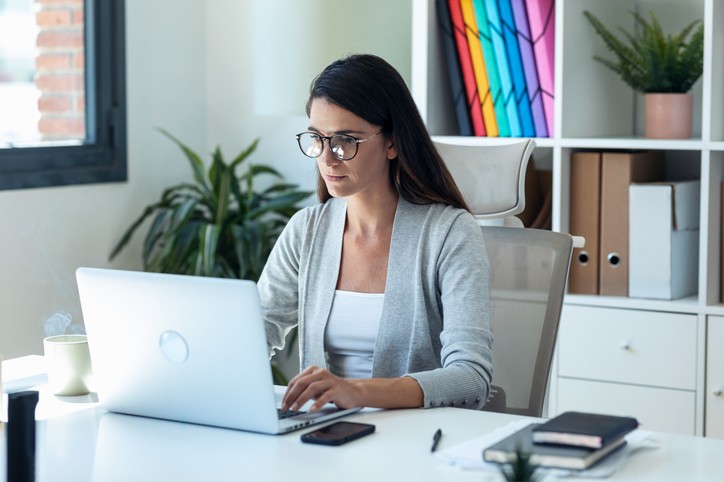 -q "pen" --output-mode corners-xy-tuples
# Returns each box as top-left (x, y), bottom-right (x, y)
(431, 428), (442, 452)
